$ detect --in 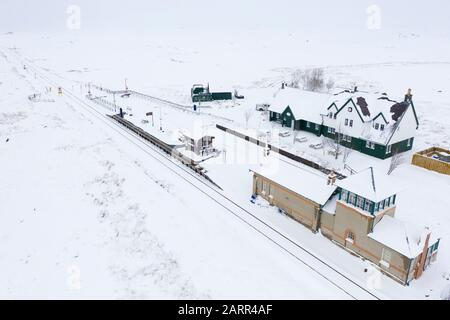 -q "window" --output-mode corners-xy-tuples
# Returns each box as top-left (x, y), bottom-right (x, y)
(276, 113), (280, 119)
(380, 124), (385, 131)
(345, 119), (349, 126)
(364, 200), (372, 212)
(328, 127), (335, 134)
(348, 107), (353, 112)
(286, 112), (291, 117)
(356, 196), (364, 209)
(366, 141), (375, 150)
(386, 145), (392, 154)
(374, 202), (379, 212)
(333, 114), (337, 119)
(348, 193), (356, 205)
(374, 123), (380, 130)
(347, 231), (355, 242)
(342, 135), (352, 143)
(306, 121), (310, 128)
(434, 241), (440, 252)
(349, 120), (354, 127)
(407, 138), (412, 147)
(315, 124), (320, 131)
(329, 112), (333, 119)
(341, 190), (348, 202)
(381, 248), (392, 264)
